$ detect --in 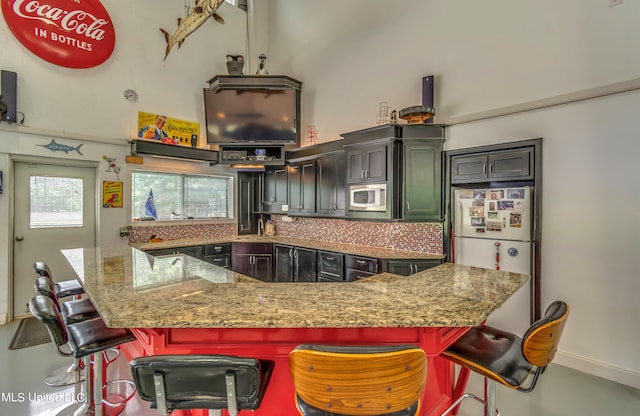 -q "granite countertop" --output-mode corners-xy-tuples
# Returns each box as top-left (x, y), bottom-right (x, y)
(61, 246), (528, 329)
(130, 235), (445, 260)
